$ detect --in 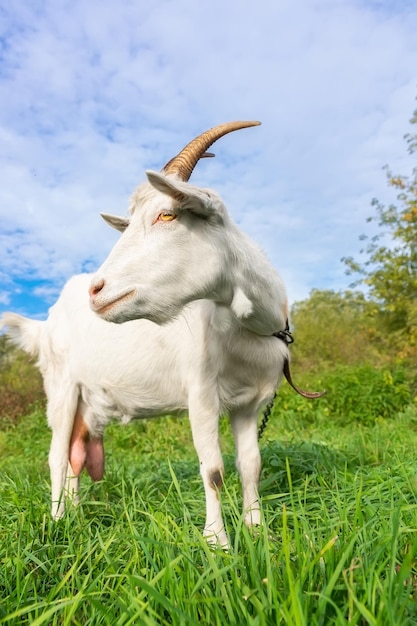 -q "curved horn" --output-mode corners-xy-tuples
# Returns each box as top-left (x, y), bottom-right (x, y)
(162, 121), (261, 181)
